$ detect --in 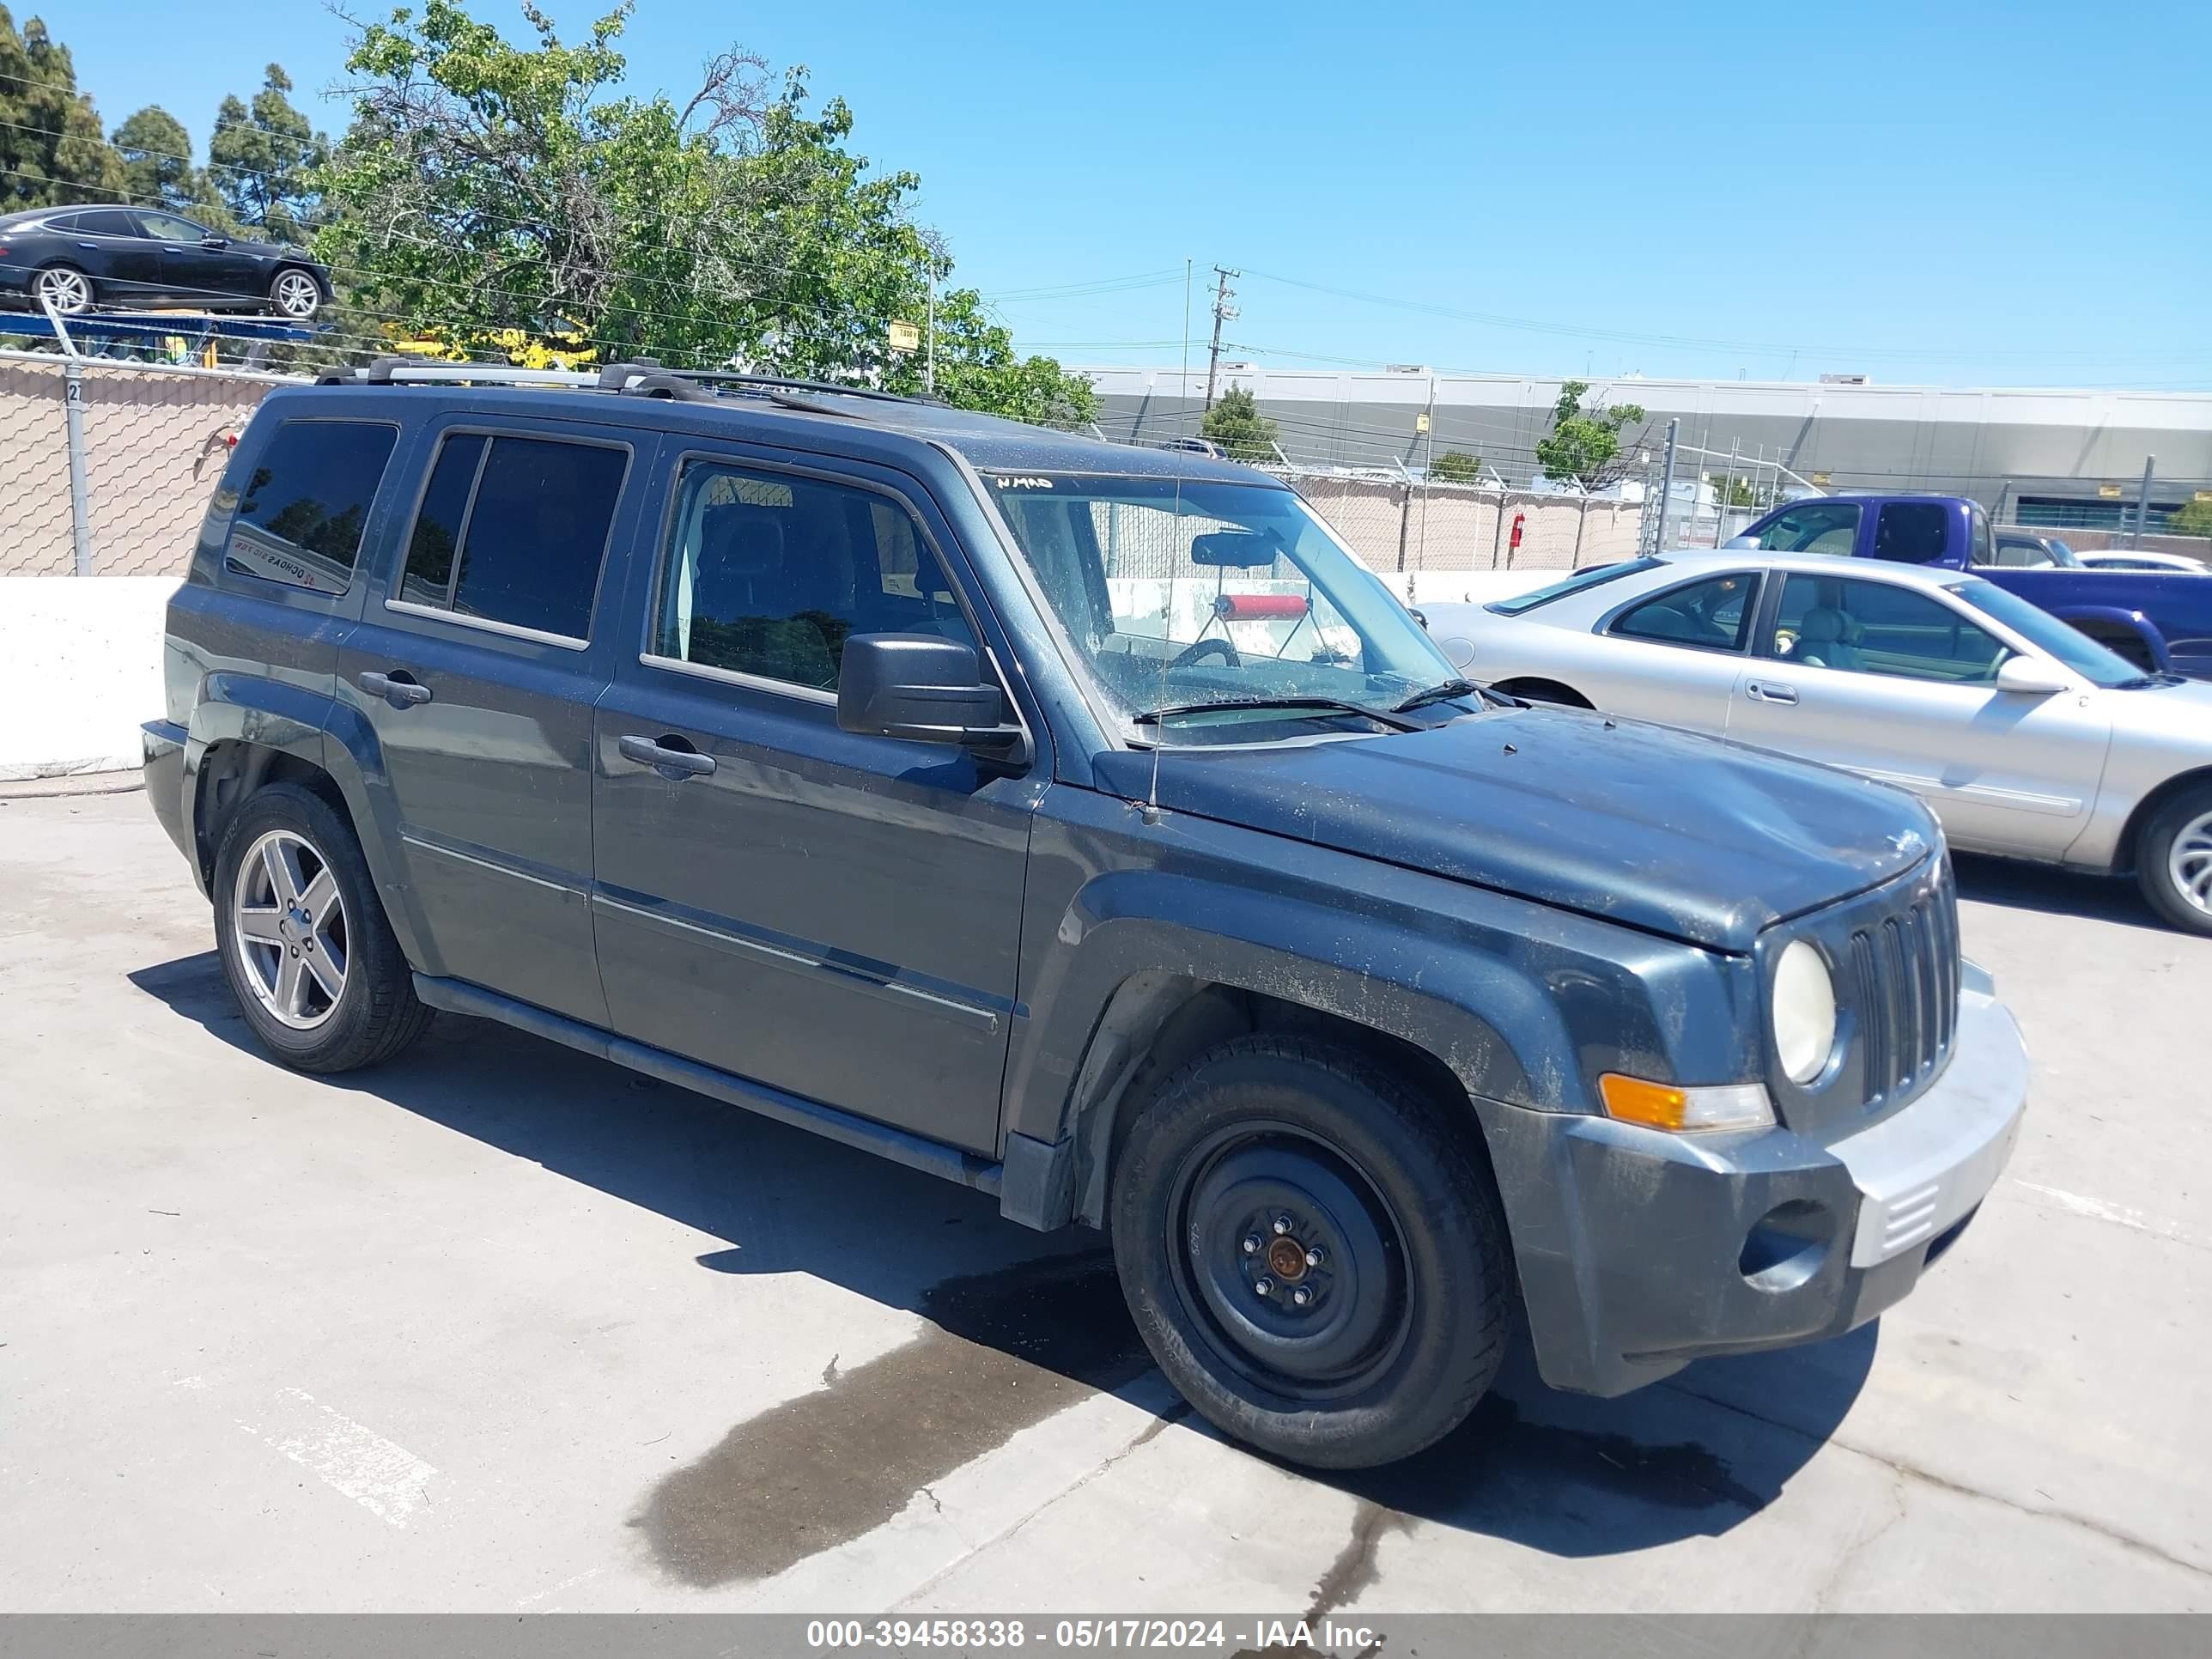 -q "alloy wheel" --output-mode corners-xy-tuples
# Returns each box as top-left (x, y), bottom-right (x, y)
(34, 267), (91, 315)
(231, 829), (349, 1030)
(1167, 1120), (1413, 1403)
(271, 271), (321, 318)
(2168, 810), (2212, 917)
